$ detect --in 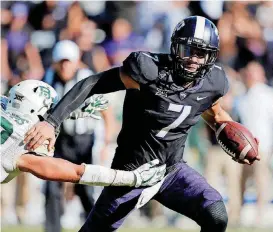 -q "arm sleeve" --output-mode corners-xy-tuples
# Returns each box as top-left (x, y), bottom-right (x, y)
(46, 67), (125, 128)
(79, 164), (136, 187)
